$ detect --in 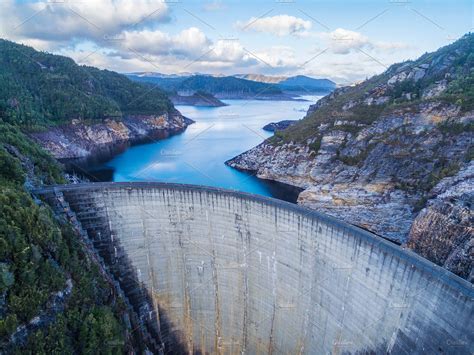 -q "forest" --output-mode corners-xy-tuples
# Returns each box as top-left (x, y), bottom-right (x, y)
(0, 39), (173, 128)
